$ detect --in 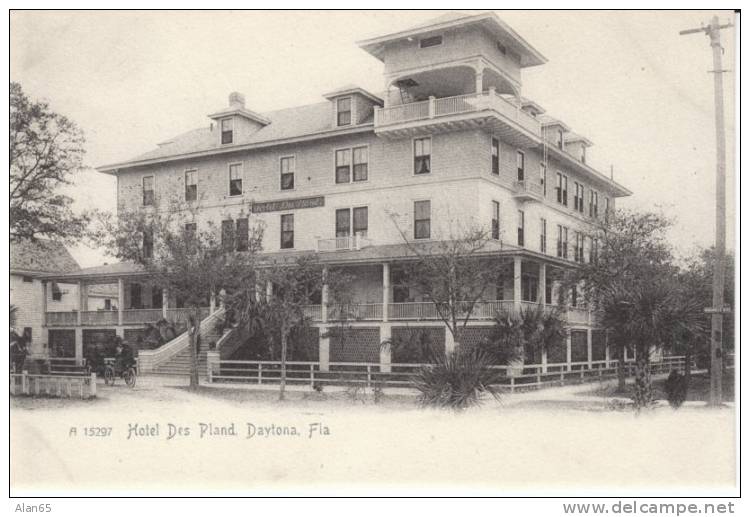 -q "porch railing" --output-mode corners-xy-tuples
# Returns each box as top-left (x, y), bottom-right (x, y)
(121, 309), (163, 324)
(327, 303), (383, 321)
(374, 91), (541, 137)
(207, 355), (688, 392)
(316, 234), (372, 252)
(80, 310), (119, 326)
(45, 311), (79, 327)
